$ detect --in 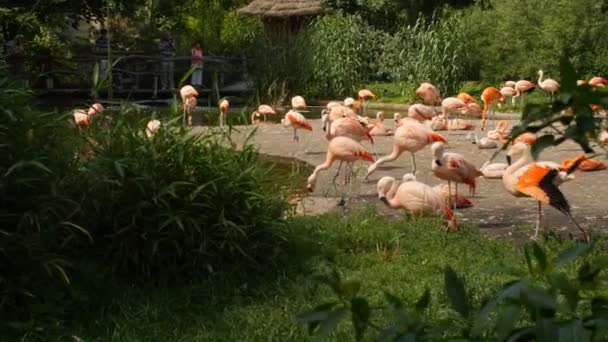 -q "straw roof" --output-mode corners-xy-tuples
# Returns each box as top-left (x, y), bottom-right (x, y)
(238, 0), (323, 17)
